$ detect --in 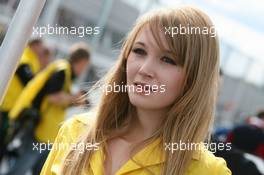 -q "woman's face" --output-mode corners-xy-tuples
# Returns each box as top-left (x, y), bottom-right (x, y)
(126, 26), (185, 110)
